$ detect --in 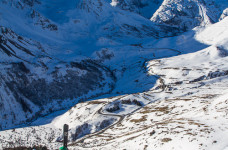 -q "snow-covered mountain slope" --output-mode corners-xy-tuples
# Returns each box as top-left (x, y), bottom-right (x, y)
(0, 0), (120, 130)
(0, 28), (115, 130)
(1, 12), (228, 149)
(0, 0), (180, 130)
(196, 17), (228, 50)
(0, 0), (228, 149)
(110, 0), (163, 19)
(0, 0), (58, 34)
(68, 17), (228, 150)
(0, 57), (115, 130)
(151, 0), (225, 31)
